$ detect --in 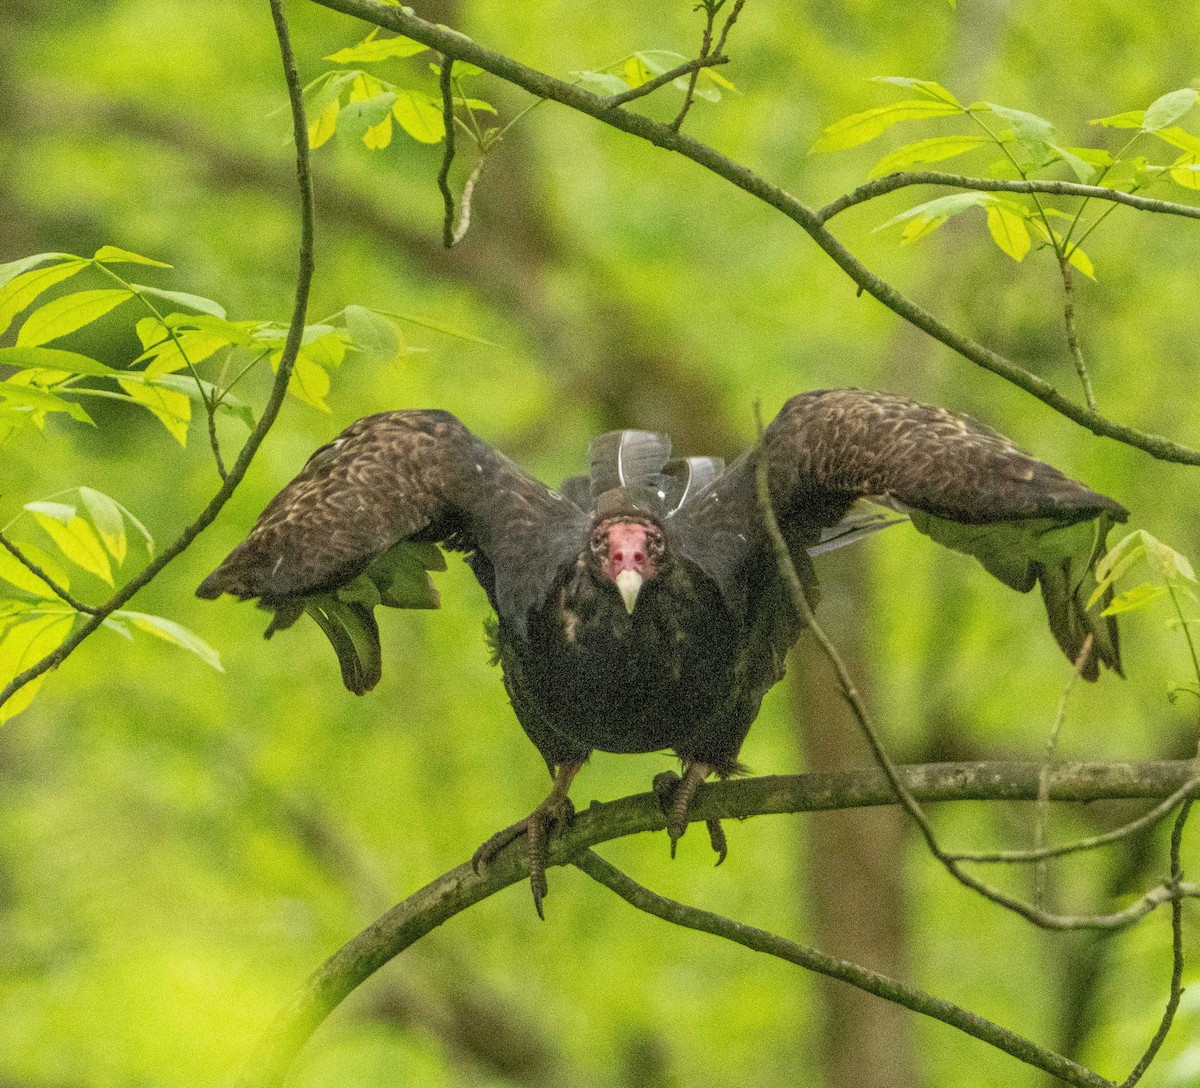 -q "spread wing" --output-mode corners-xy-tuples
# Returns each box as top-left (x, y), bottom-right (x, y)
(198, 409), (588, 692)
(758, 388), (1128, 679)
